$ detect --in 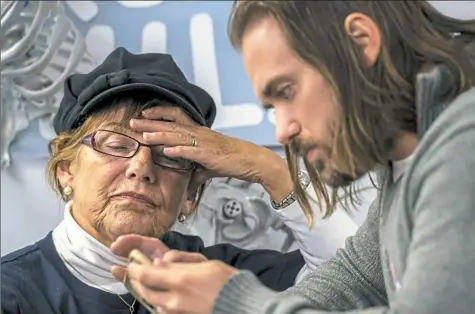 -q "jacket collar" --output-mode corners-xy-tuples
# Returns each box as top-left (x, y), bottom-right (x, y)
(415, 64), (456, 139)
